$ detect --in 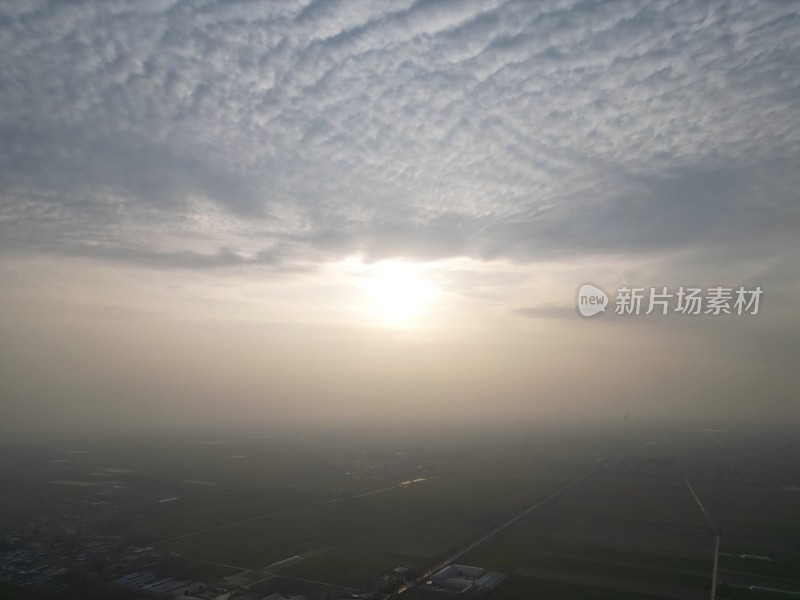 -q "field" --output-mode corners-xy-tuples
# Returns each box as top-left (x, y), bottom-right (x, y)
(1, 425), (799, 599)
(155, 464), (582, 589)
(528, 477), (711, 534)
(459, 478), (716, 599)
